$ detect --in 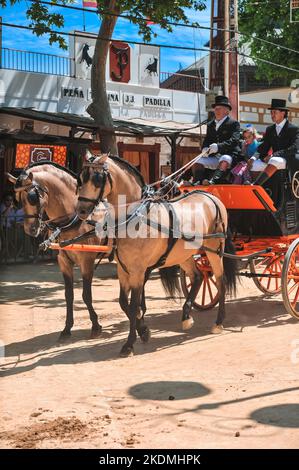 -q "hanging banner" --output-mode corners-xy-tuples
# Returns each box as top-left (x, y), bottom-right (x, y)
(15, 144), (67, 168)
(109, 41), (131, 83)
(139, 45), (160, 88)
